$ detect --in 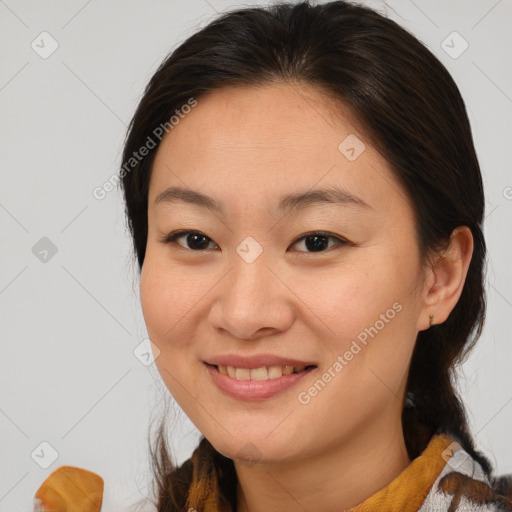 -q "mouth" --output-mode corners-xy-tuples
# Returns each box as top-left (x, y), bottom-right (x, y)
(204, 361), (318, 401)
(205, 363), (317, 381)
